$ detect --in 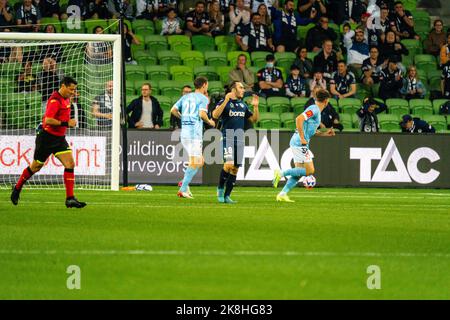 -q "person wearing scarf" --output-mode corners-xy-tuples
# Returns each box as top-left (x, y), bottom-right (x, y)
(236, 12), (274, 52)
